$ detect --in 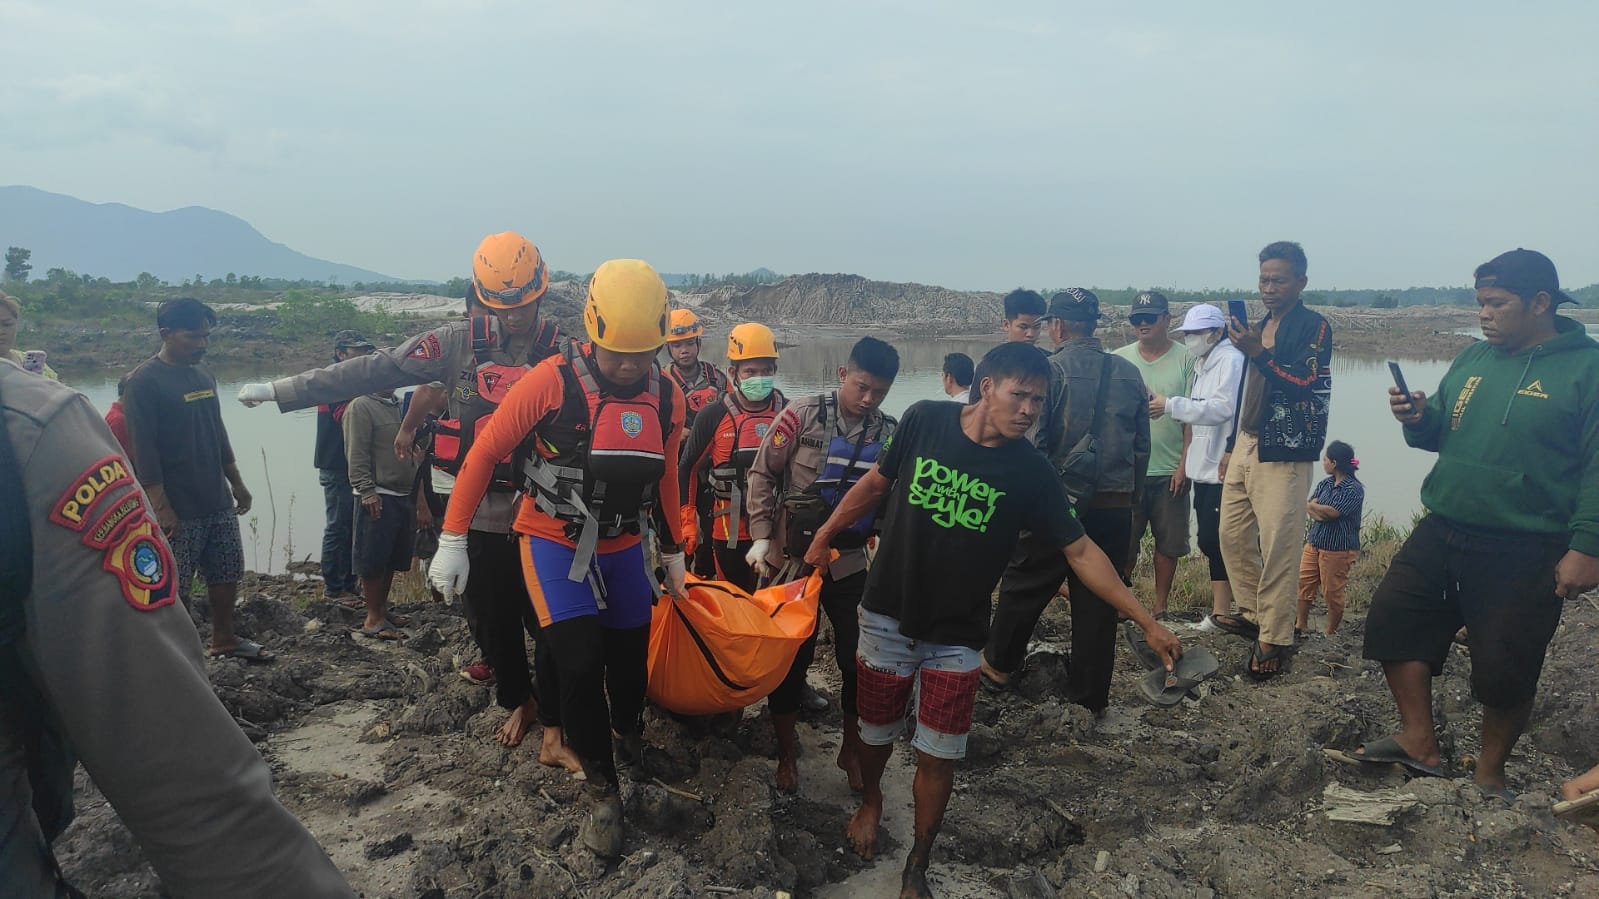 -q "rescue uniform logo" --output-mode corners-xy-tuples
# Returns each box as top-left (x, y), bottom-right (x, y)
(407, 334), (443, 361)
(49, 456), (133, 529)
(620, 411), (644, 438)
(102, 519), (176, 611)
(755, 423), (770, 441)
(771, 431), (789, 448)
